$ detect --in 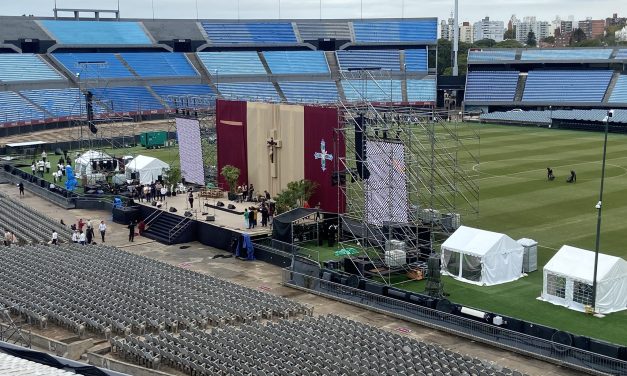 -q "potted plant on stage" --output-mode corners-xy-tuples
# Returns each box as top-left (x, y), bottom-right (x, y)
(221, 165), (240, 201)
(163, 165), (182, 196)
